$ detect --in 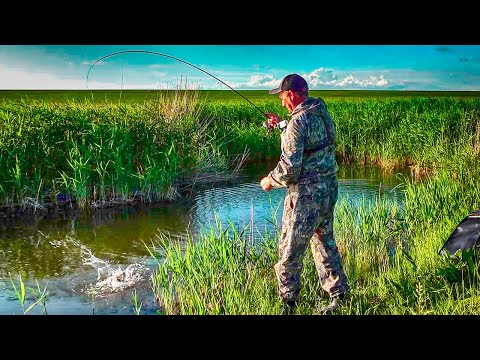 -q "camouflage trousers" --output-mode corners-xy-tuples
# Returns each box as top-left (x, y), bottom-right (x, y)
(274, 175), (349, 303)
